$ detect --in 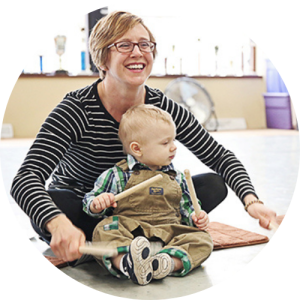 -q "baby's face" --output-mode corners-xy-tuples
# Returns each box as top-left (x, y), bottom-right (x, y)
(138, 121), (177, 171)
